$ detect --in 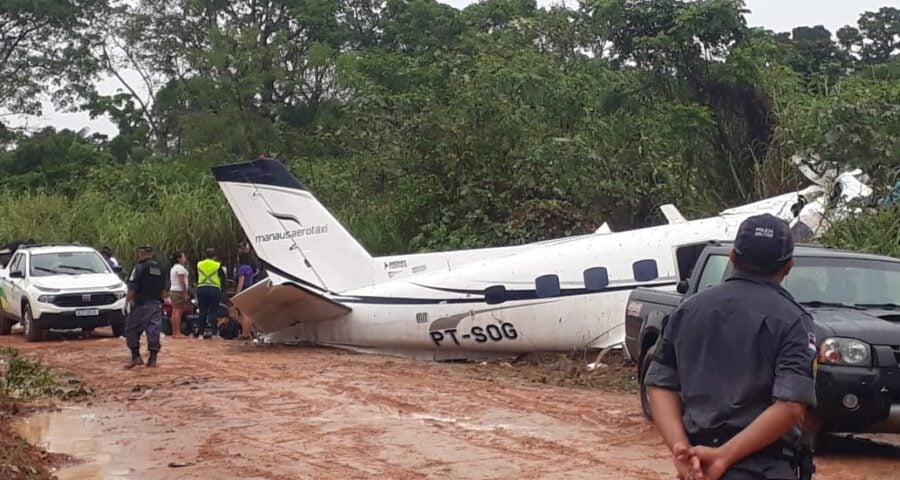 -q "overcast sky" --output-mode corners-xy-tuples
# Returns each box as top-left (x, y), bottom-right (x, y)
(5, 0), (895, 138)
